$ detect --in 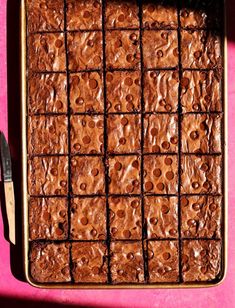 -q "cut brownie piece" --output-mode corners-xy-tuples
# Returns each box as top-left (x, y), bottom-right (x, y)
(70, 72), (104, 113)
(144, 70), (179, 112)
(181, 30), (221, 69)
(182, 240), (221, 282)
(105, 0), (139, 29)
(67, 32), (102, 71)
(108, 155), (141, 194)
(105, 30), (140, 69)
(144, 114), (178, 153)
(142, 0), (178, 29)
(106, 71), (141, 113)
(147, 240), (179, 282)
(27, 0), (64, 33)
(107, 114), (141, 154)
(72, 242), (108, 283)
(109, 197), (142, 240)
(71, 156), (105, 195)
(181, 155), (222, 194)
(143, 30), (178, 69)
(181, 70), (222, 113)
(181, 196), (222, 238)
(145, 196), (178, 239)
(28, 156), (68, 195)
(144, 155), (178, 194)
(28, 33), (66, 72)
(110, 241), (145, 283)
(30, 242), (71, 283)
(70, 115), (104, 154)
(28, 115), (68, 155)
(29, 197), (68, 240)
(70, 197), (106, 240)
(66, 0), (102, 30)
